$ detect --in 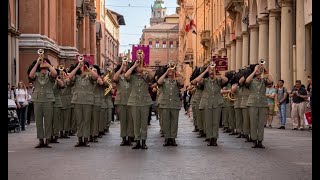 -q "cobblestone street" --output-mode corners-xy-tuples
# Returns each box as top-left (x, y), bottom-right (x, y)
(8, 111), (312, 180)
